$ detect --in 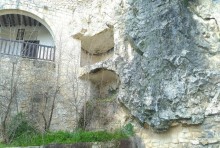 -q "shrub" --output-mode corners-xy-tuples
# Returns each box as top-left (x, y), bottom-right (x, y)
(6, 112), (38, 143)
(122, 123), (134, 137)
